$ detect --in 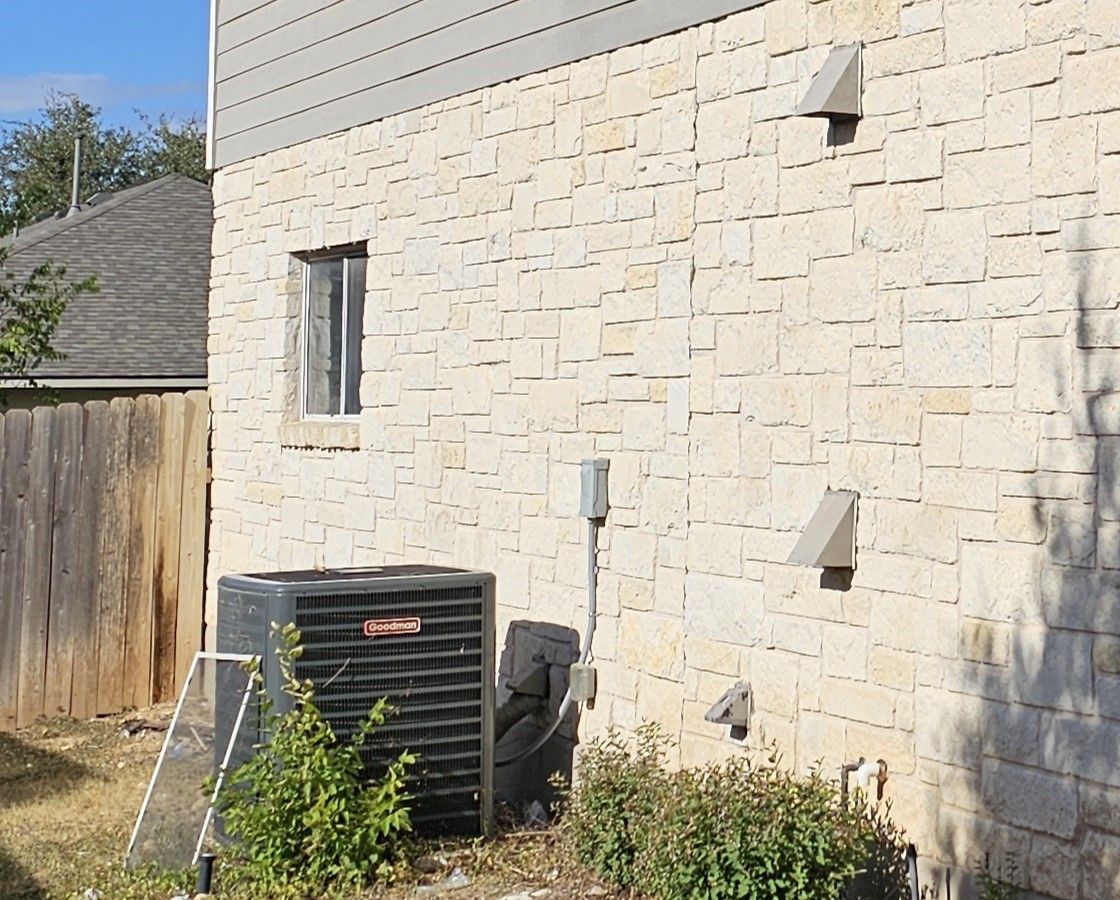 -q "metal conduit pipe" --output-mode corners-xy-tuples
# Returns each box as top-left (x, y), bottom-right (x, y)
(495, 517), (598, 767)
